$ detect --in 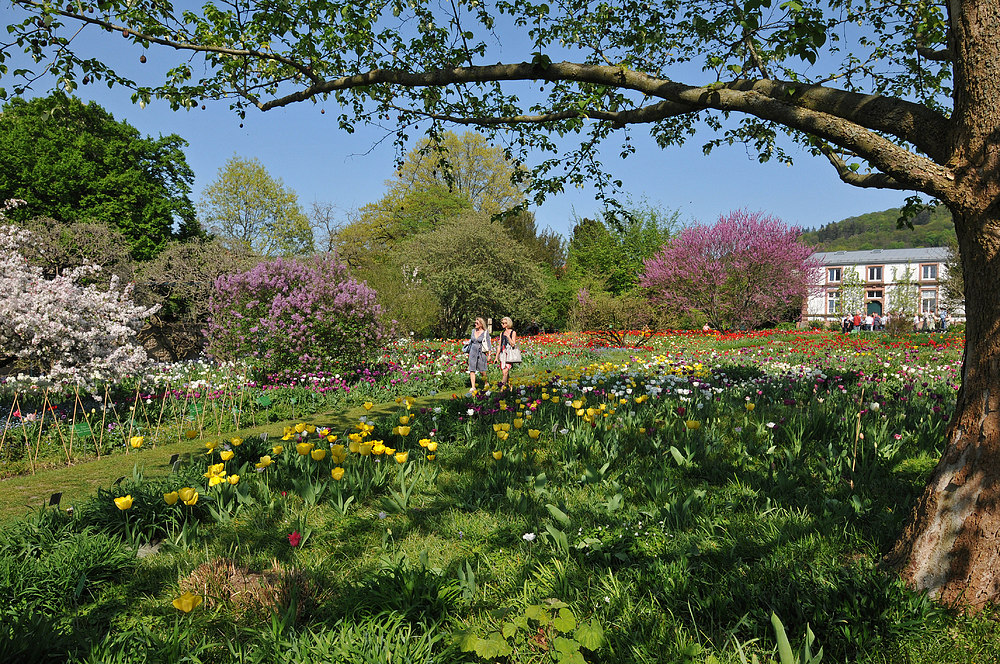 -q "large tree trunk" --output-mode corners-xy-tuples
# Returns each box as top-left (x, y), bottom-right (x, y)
(887, 212), (1000, 610)
(887, 0), (1000, 610)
